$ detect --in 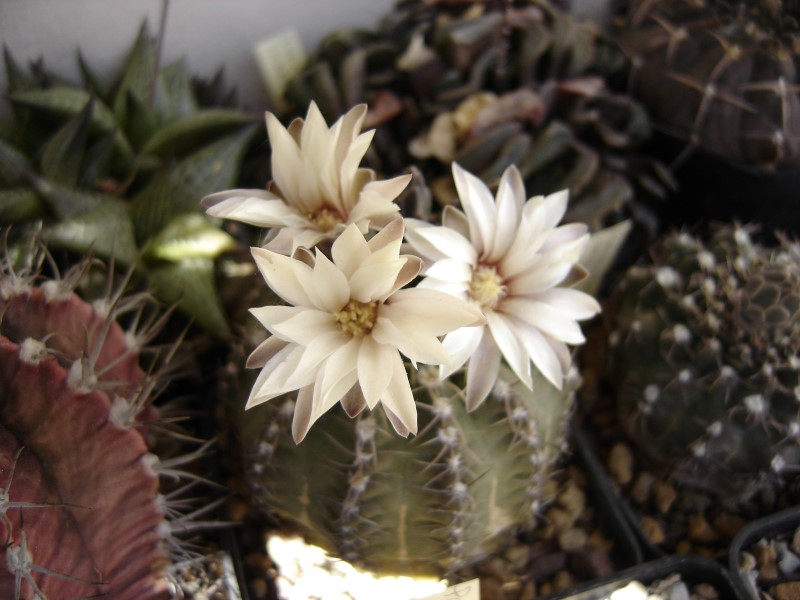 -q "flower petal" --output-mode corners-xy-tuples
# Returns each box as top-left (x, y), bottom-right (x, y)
(486, 311), (531, 388)
(331, 222), (370, 275)
(424, 258), (473, 283)
(357, 337), (395, 409)
(292, 385), (315, 443)
(408, 222), (478, 265)
(246, 335), (289, 369)
(251, 247), (315, 307)
(452, 162), (496, 255)
(516, 321), (567, 390)
(485, 165), (524, 263)
(386, 288), (485, 335)
(502, 298), (586, 344)
(440, 325), (484, 379)
(465, 333), (501, 411)
(379, 350), (417, 436)
(532, 288), (601, 321)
